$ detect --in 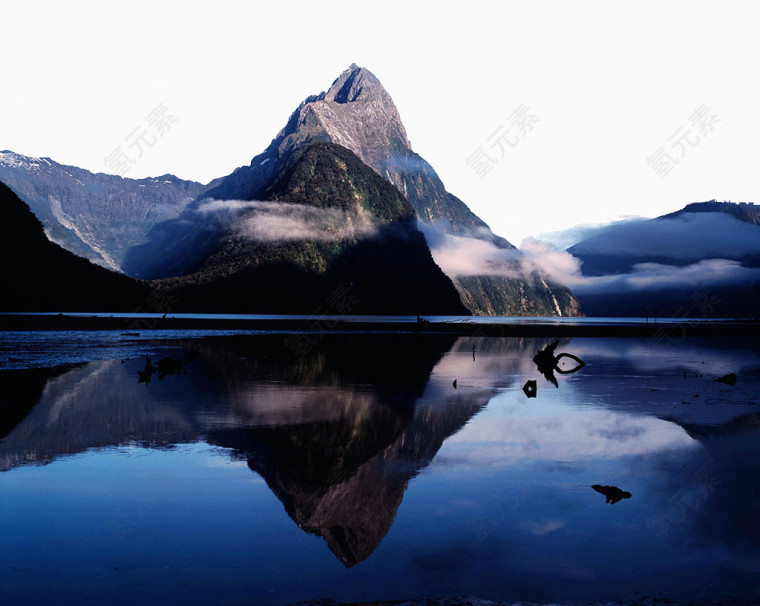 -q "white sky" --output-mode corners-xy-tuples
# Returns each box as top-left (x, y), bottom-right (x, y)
(3, 0), (760, 246)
